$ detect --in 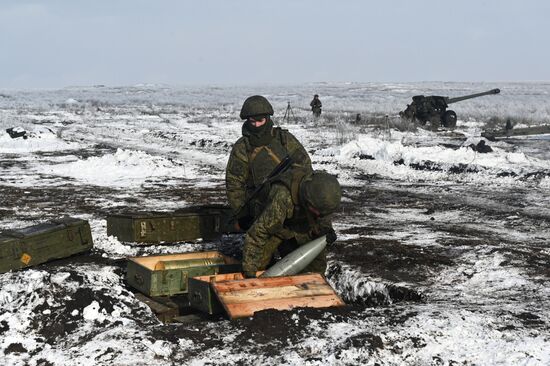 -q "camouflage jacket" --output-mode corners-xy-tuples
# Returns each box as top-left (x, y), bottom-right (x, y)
(225, 126), (312, 219)
(310, 98), (322, 111)
(242, 182), (333, 275)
